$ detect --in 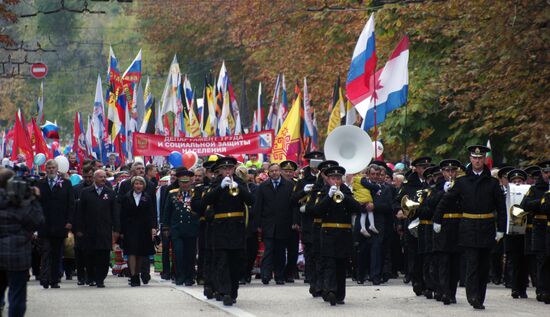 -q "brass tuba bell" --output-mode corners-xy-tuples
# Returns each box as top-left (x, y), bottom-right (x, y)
(401, 195), (421, 218)
(333, 187), (344, 204)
